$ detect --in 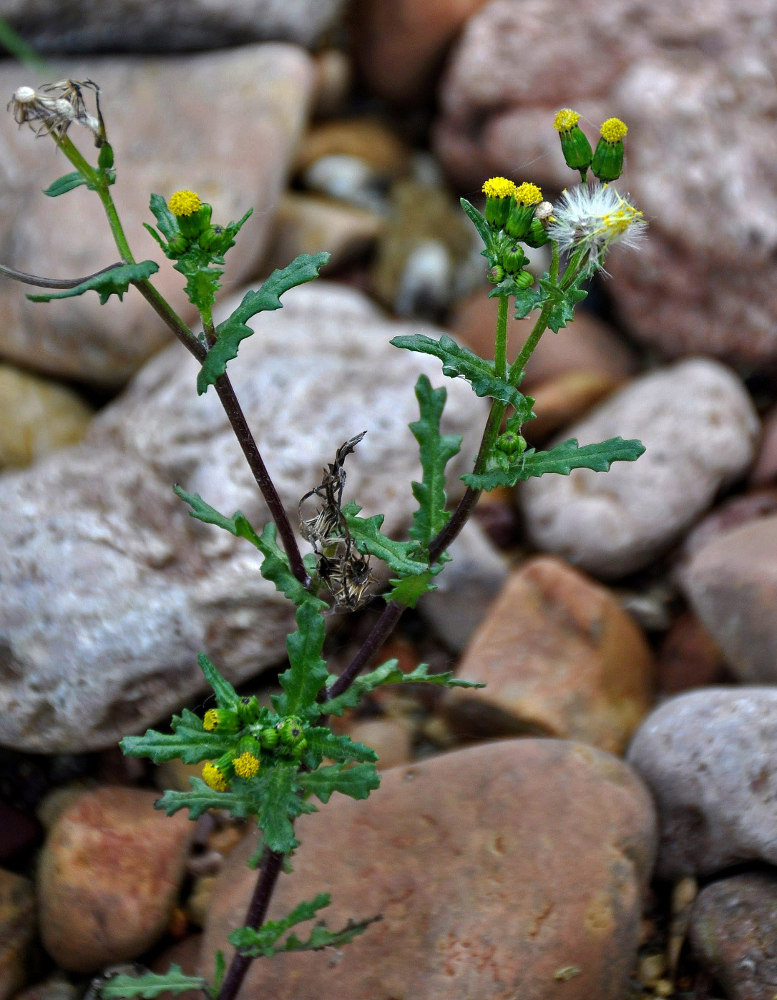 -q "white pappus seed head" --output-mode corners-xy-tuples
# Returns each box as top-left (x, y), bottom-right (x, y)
(547, 184), (647, 262)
